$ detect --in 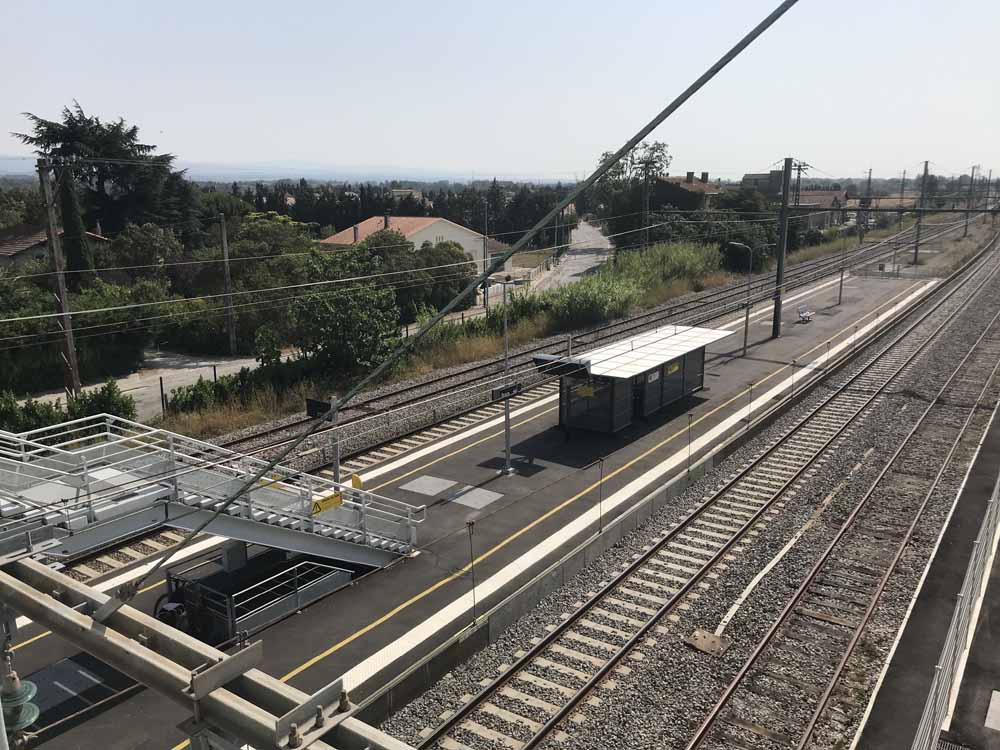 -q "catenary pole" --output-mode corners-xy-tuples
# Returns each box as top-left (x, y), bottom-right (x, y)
(964, 165), (977, 237)
(771, 157), (793, 338)
(914, 160), (929, 265)
(220, 213), (237, 355)
(94, 0), (803, 620)
(37, 158), (81, 398)
(898, 169), (906, 229)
